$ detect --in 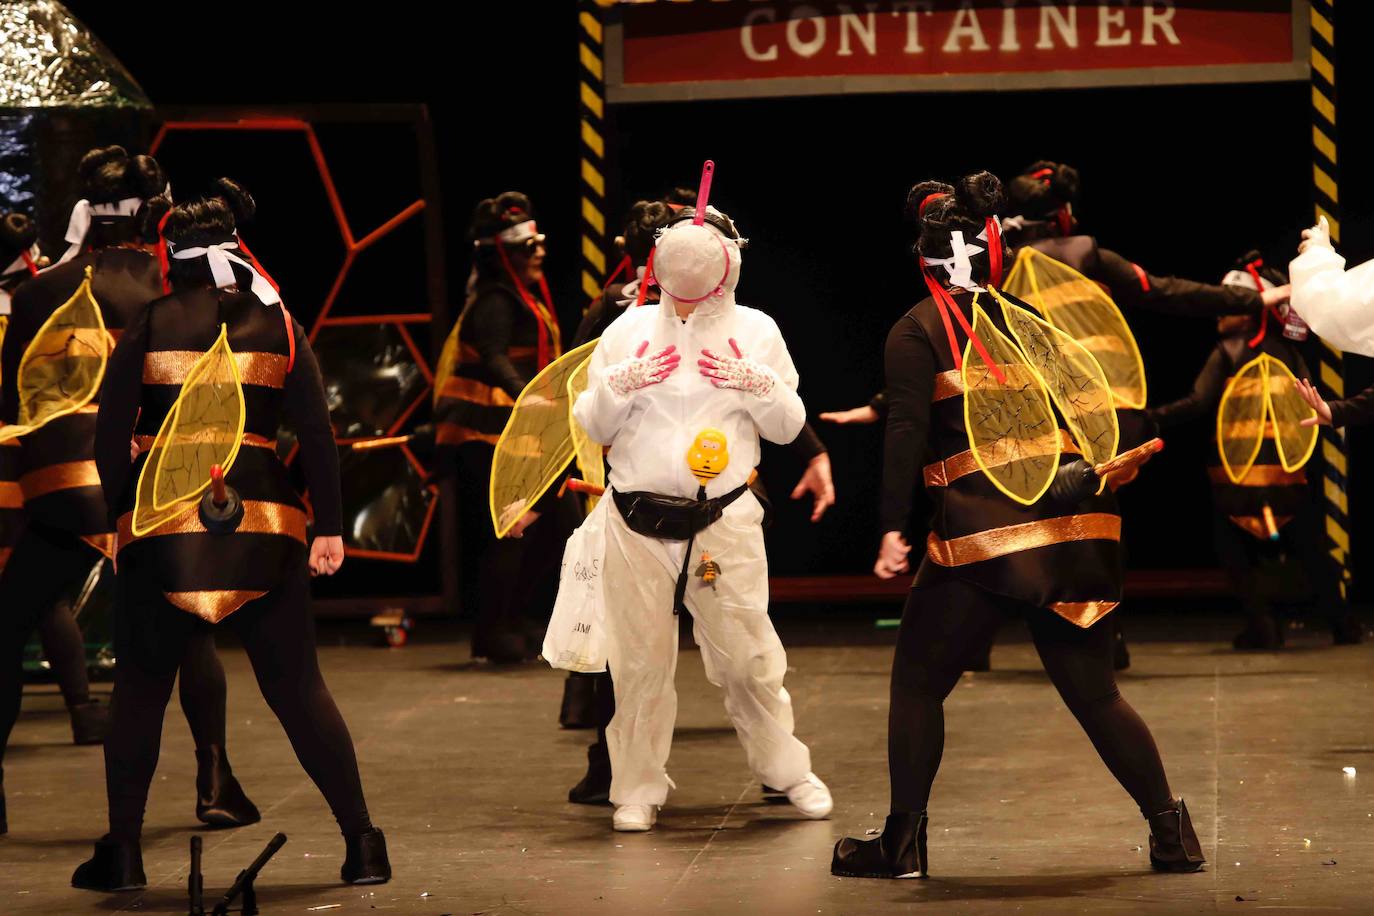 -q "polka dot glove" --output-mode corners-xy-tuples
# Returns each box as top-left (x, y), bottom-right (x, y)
(698, 338), (777, 398)
(606, 341), (680, 397)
